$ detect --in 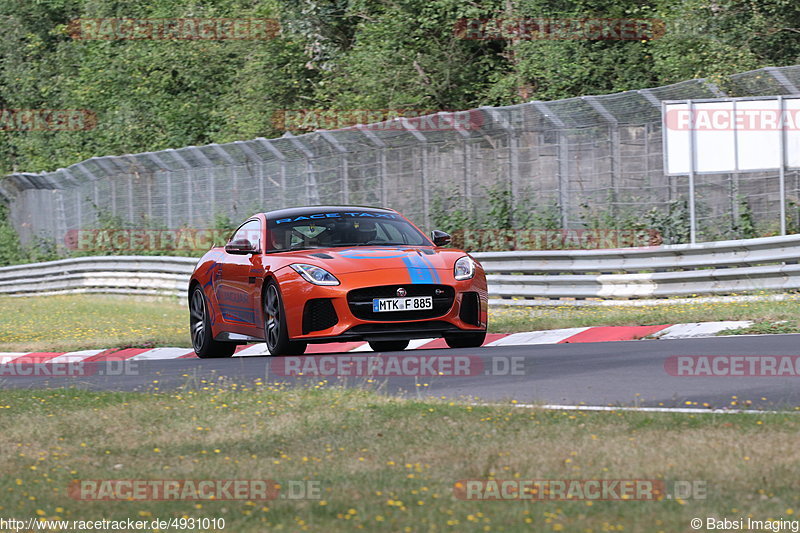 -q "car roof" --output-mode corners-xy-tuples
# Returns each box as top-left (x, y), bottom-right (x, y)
(261, 205), (398, 220)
